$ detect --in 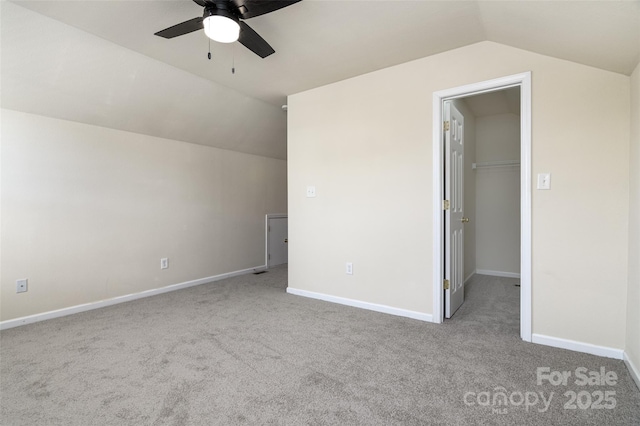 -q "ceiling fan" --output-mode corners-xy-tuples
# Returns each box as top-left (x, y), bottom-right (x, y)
(154, 0), (301, 58)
